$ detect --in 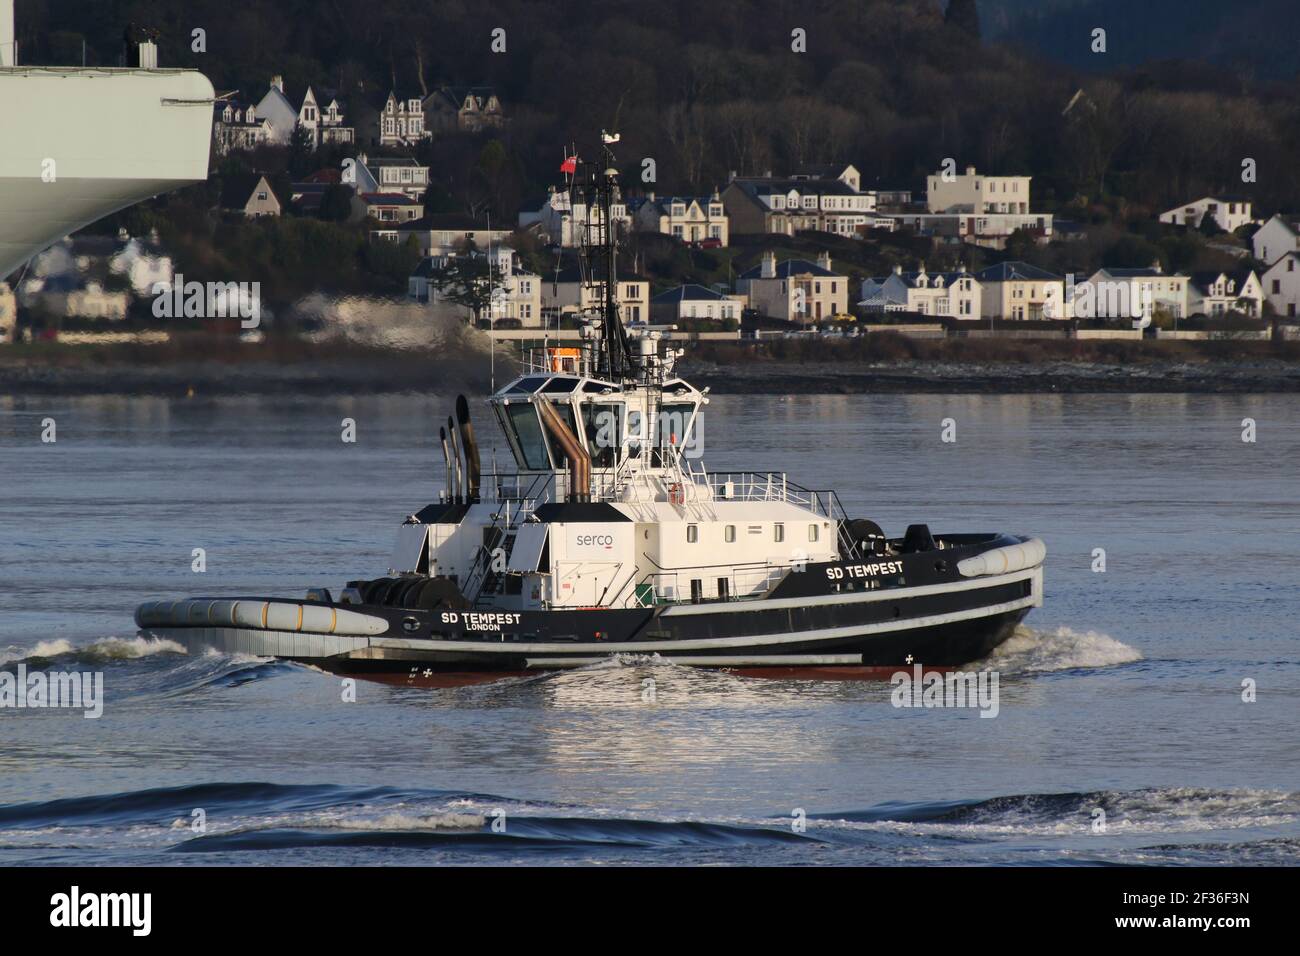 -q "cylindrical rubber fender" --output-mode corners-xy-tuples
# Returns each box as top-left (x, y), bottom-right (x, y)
(957, 538), (1047, 577)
